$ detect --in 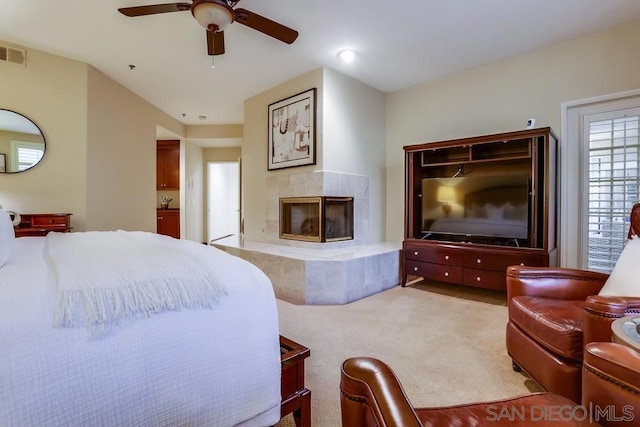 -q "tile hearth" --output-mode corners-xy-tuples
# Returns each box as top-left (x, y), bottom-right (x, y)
(212, 236), (401, 305)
